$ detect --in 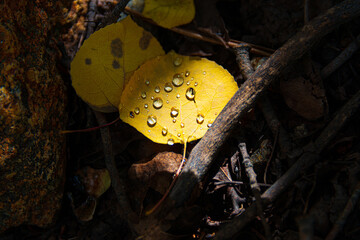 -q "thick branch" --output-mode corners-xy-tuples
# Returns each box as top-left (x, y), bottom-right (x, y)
(160, 0), (360, 216)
